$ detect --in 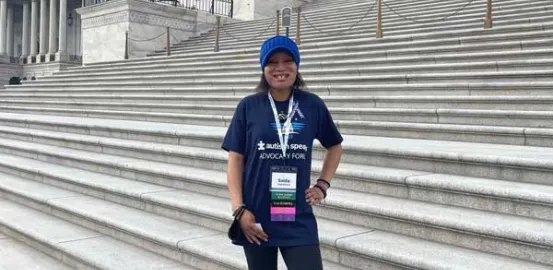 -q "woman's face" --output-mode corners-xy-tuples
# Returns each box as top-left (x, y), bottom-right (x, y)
(263, 52), (298, 91)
